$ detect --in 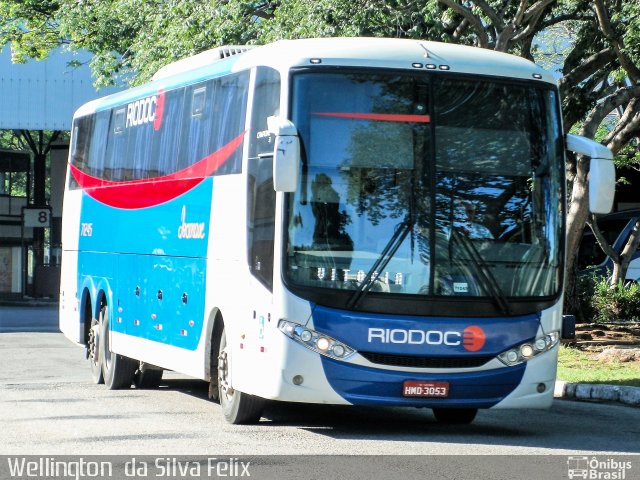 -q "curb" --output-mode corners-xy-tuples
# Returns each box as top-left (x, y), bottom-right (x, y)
(555, 380), (640, 407)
